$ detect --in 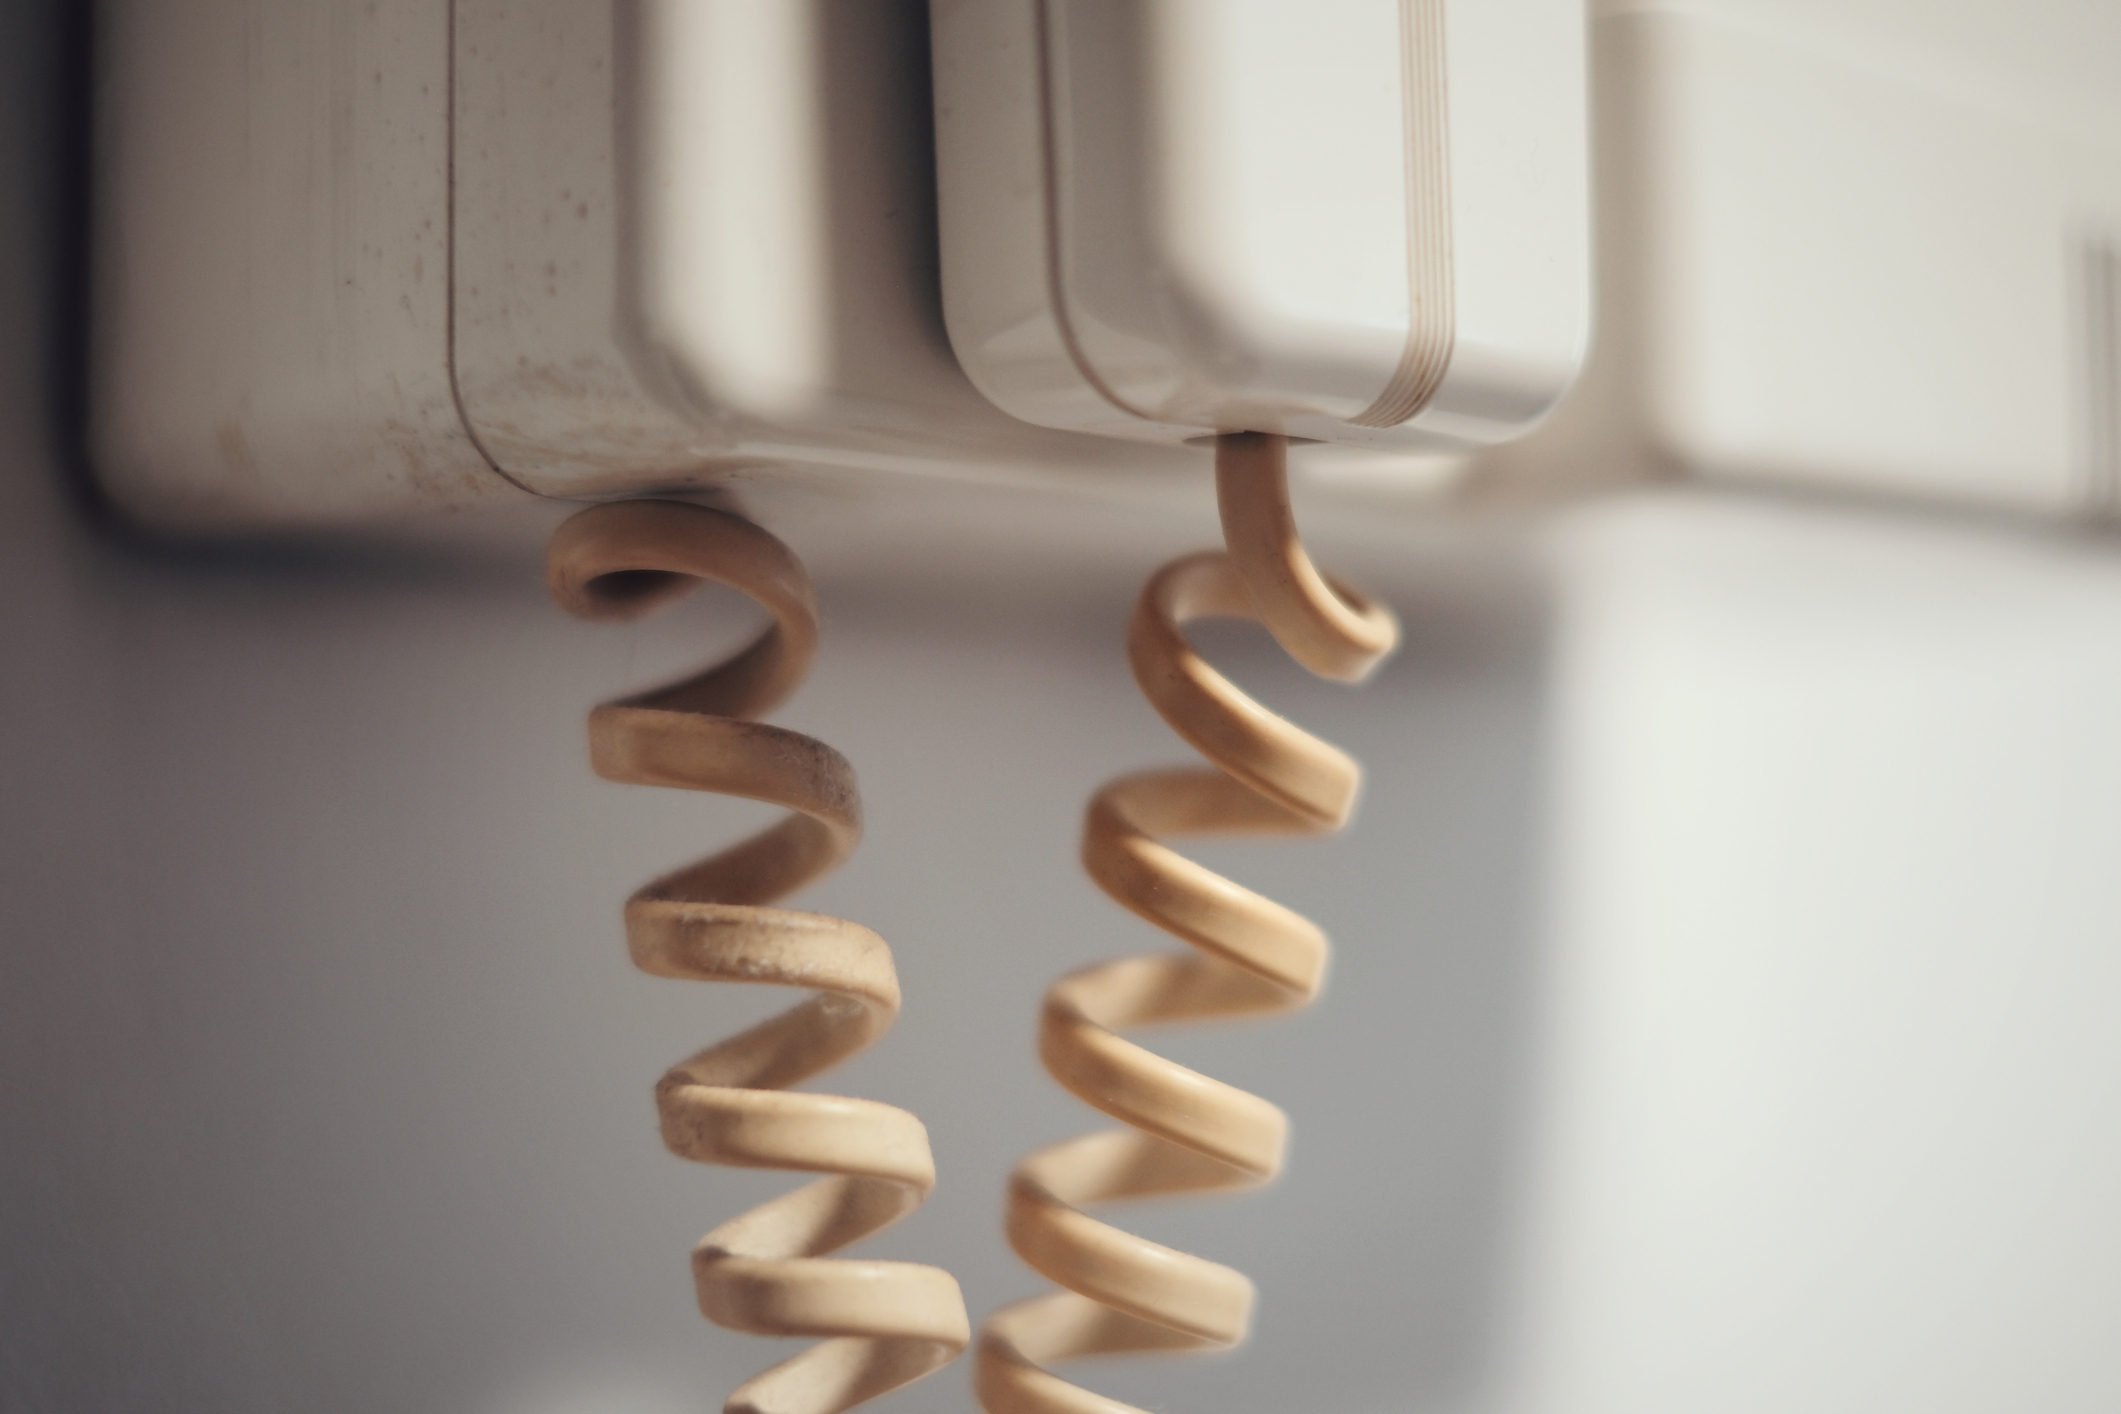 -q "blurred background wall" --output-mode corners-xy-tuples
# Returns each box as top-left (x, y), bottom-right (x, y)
(4, 2), (2119, 1412)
